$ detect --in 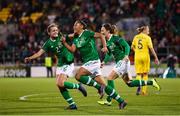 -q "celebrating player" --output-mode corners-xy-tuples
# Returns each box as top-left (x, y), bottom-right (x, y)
(62, 20), (127, 109)
(97, 23), (161, 106)
(24, 23), (87, 110)
(131, 25), (160, 95)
